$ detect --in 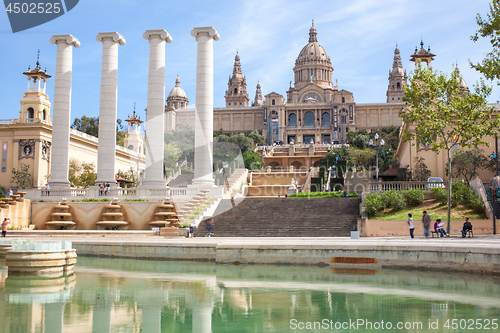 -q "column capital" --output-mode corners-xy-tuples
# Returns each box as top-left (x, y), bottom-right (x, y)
(49, 34), (80, 48)
(191, 27), (219, 41)
(96, 32), (126, 45)
(143, 29), (172, 43)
